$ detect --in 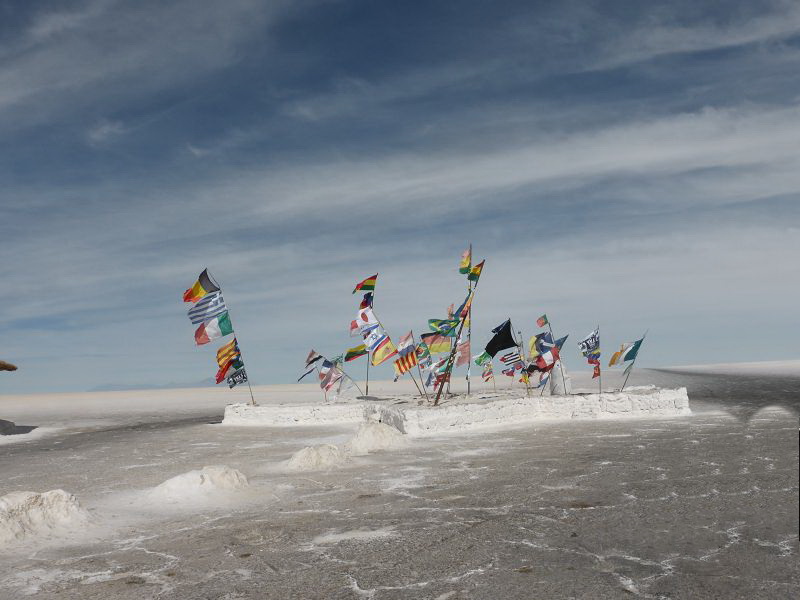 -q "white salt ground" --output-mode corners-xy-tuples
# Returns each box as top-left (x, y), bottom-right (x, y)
(146, 465), (249, 503)
(0, 489), (90, 544)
